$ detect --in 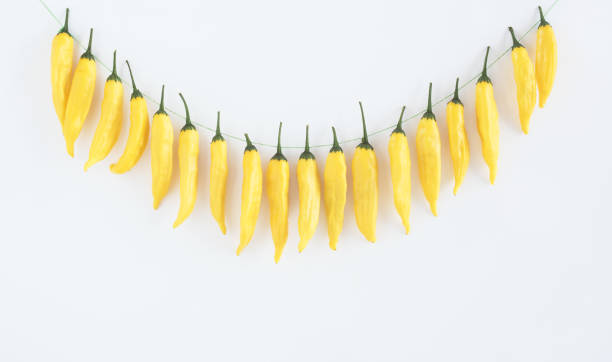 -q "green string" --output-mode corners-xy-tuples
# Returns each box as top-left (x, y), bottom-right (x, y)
(40, 0), (560, 149)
